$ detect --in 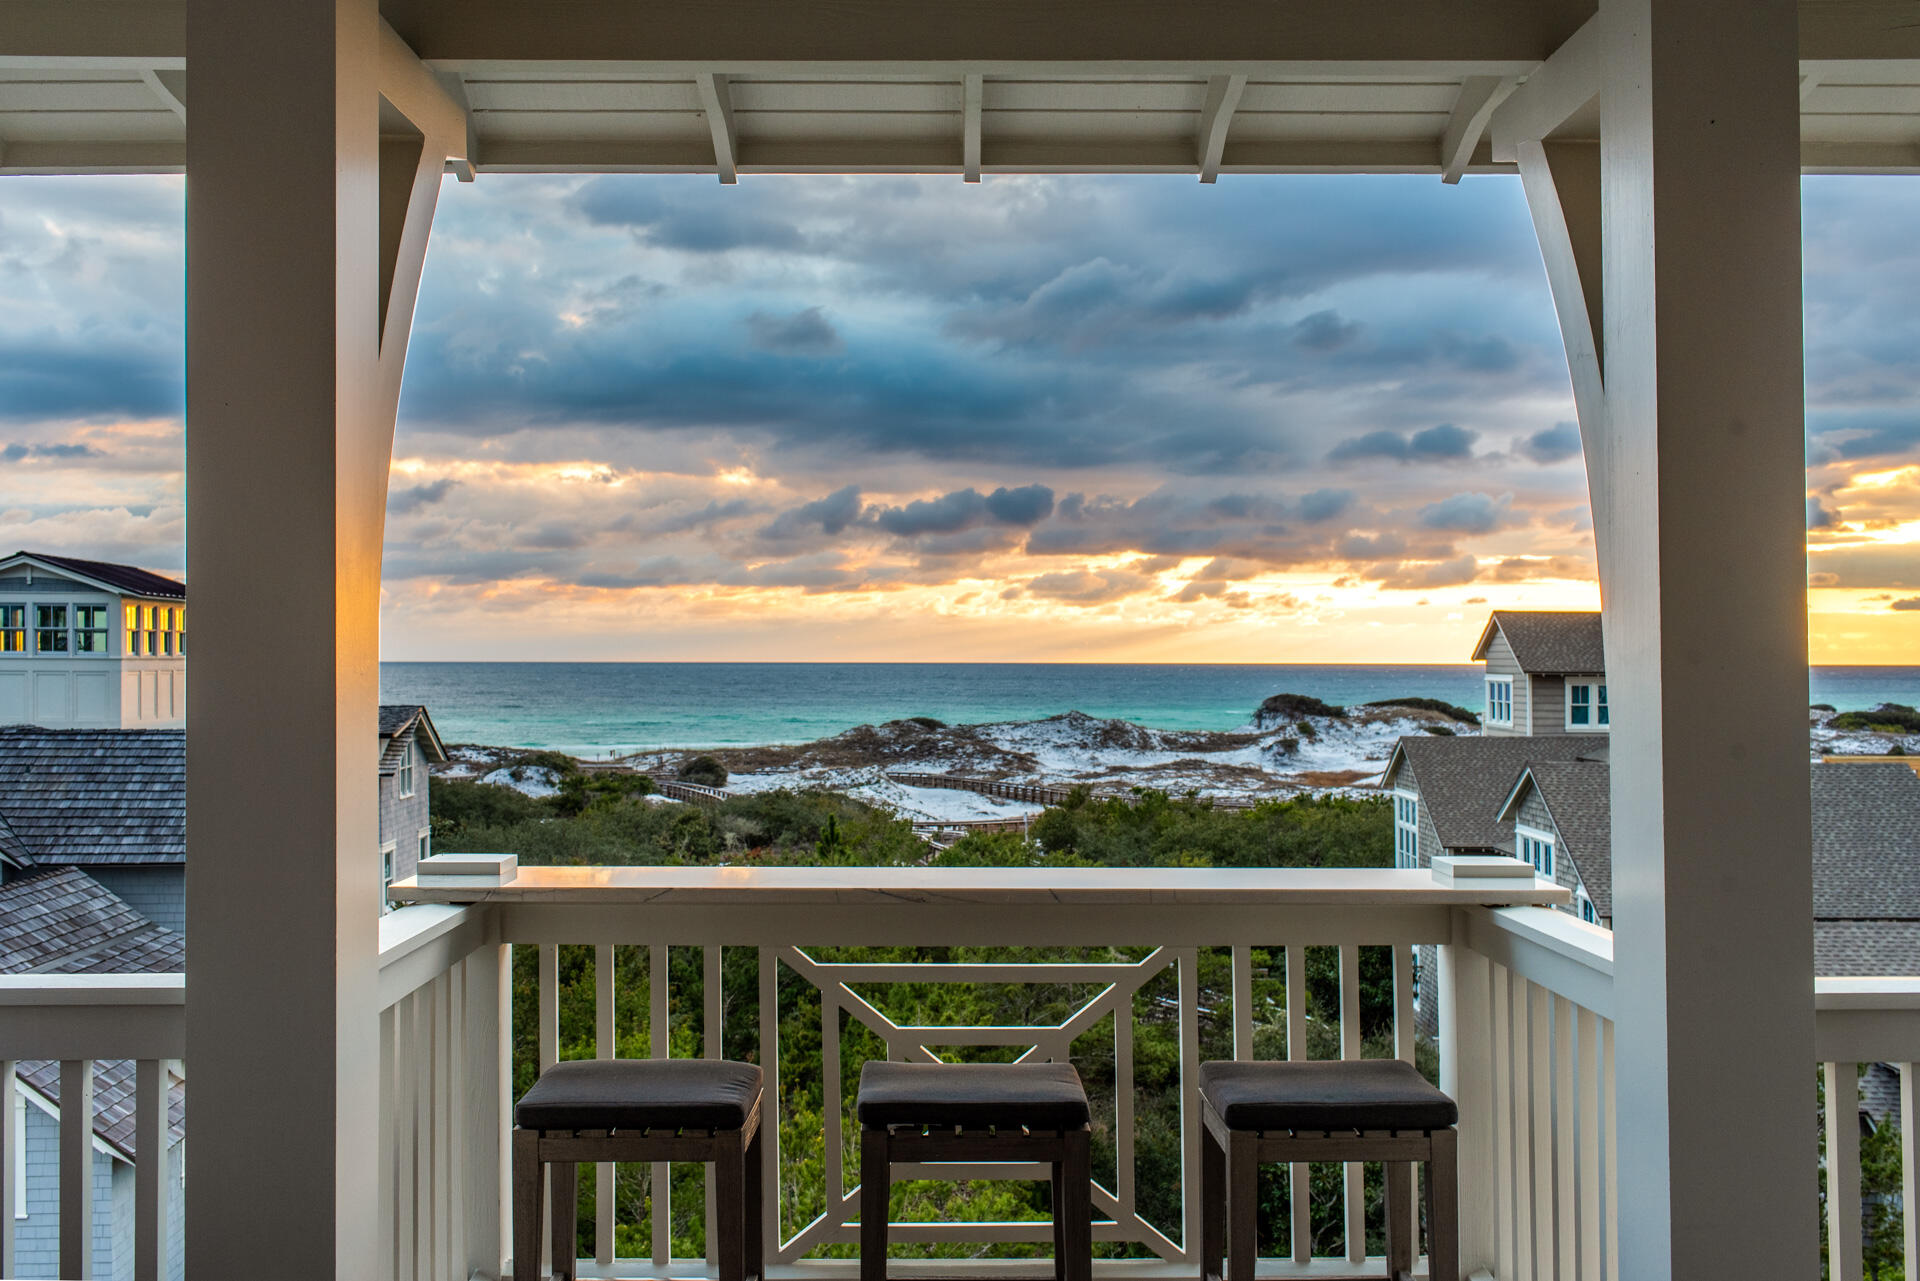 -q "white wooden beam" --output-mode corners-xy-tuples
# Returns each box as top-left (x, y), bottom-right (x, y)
(1195, 72), (1245, 183)
(139, 67), (187, 119)
(0, 140), (185, 174)
(378, 18), (468, 164)
(1489, 10), (1603, 159)
(434, 69), (478, 180)
(962, 72), (983, 182)
(1438, 74), (1513, 182)
(696, 71), (739, 184)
